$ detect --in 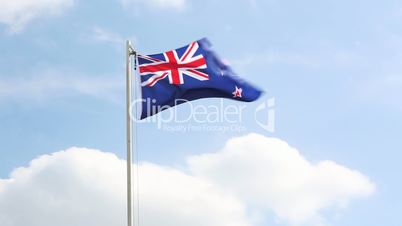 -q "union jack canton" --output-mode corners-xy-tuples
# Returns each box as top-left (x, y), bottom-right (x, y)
(139, 41), (208, 86)
(137, 38), (262, 119)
